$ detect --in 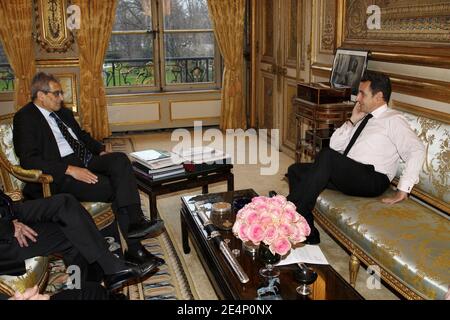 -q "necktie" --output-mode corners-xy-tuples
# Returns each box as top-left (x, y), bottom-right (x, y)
(343, 113), (373, 156)
(50, 112), (93, 166)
